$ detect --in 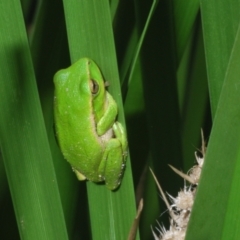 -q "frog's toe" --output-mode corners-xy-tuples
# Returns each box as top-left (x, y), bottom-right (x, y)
(74, 168), (87, 181)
